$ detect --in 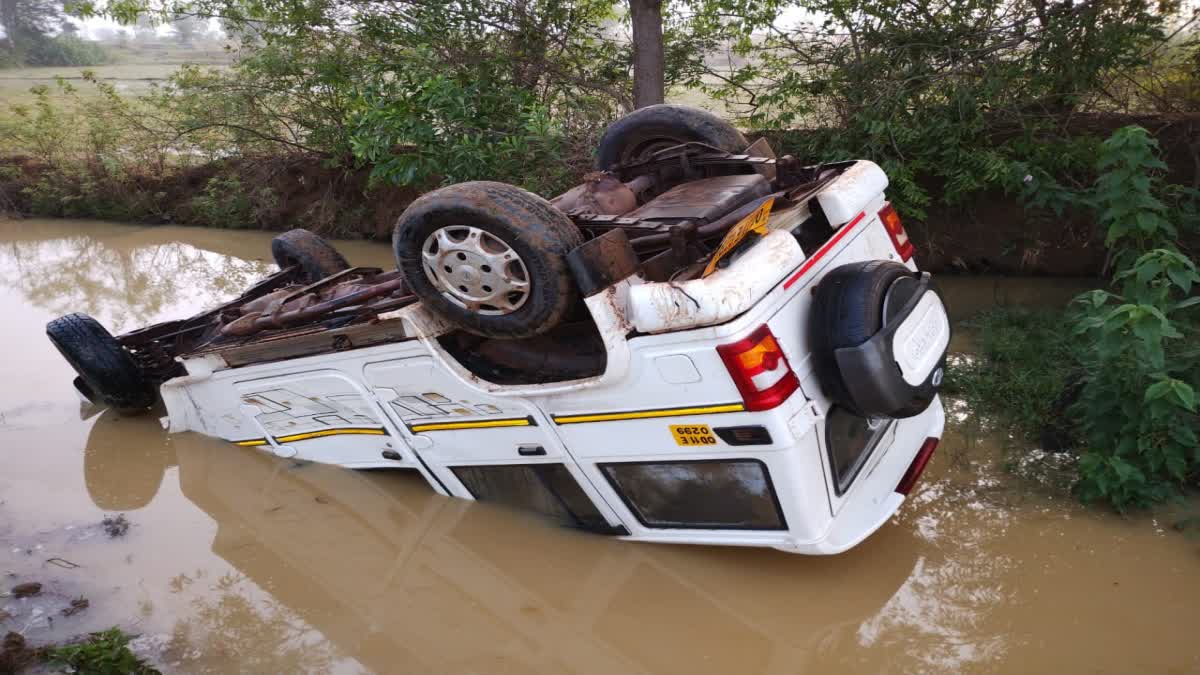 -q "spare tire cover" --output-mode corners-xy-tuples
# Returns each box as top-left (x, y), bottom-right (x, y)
(810, 261), (950, 418)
